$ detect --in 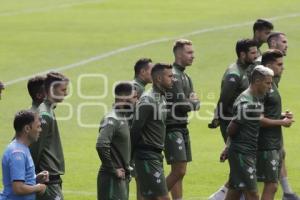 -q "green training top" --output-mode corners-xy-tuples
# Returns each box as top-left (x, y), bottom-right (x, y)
(133, 77), (147, 99)
(29, 99), (65, 175)
(229, 89), (263, 157)
(96, 109), (131, 175)
(217, 60), (250, 119)
(131, 86), (167, 156)
(166, 63), (200, 126)
(258, 81), (283, 150)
